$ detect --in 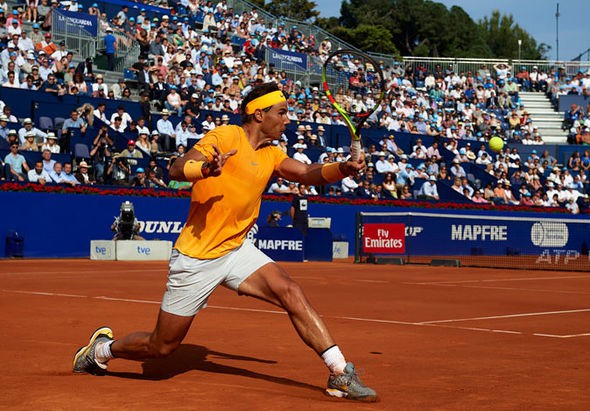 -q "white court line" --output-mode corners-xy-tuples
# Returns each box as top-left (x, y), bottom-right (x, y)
(425, 283), (590, 296)
(2, 289), (589, 339)
(418, 308), (590, 324)
(405, 274), (590, 286)
(533, 333), (590, 339)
